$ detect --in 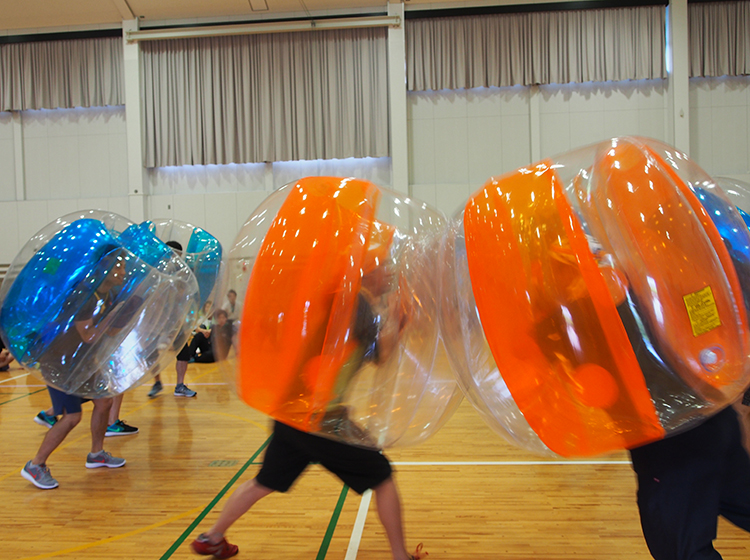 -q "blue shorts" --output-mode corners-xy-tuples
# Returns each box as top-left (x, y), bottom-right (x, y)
(47, 386), (89, 415)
